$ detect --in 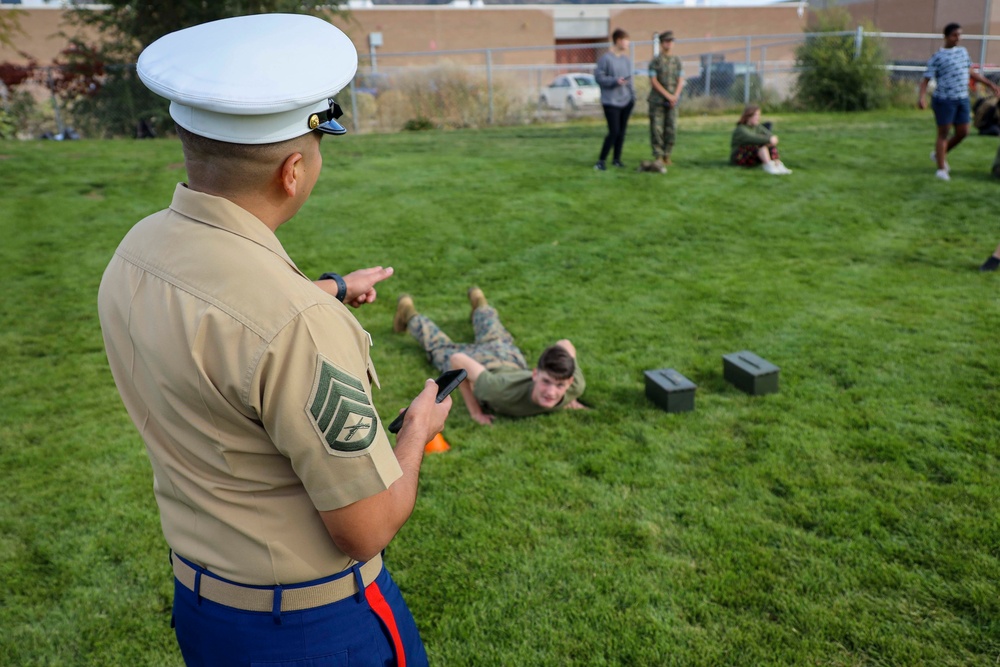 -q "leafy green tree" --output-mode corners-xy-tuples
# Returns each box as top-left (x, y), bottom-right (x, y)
(0, 7), (24, 50)
(1, 10), (31, 140)
(58, 1), (343, 138)
(795, 9), (890, 112)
